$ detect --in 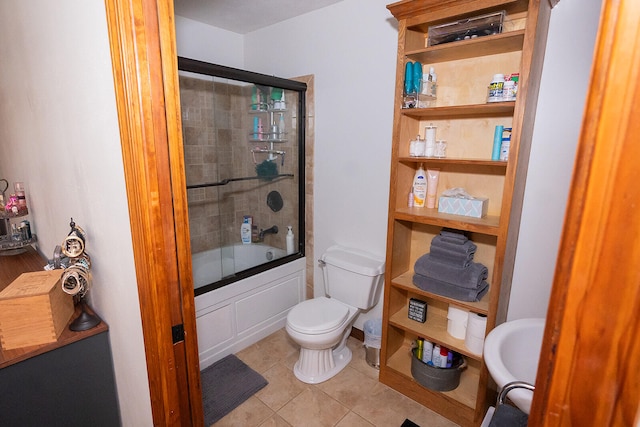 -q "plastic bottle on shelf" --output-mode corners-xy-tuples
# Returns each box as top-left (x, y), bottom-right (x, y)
(412, 164), (427, 208)
(286, 225), (295, 255)
(487, 73), (505, 102)
(431, 344), (441, 366)
(278, 113), (286, 139)
(422, 340), (434, 364)
(503, 80), (516, 101)
(500, 127), (513, 161)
